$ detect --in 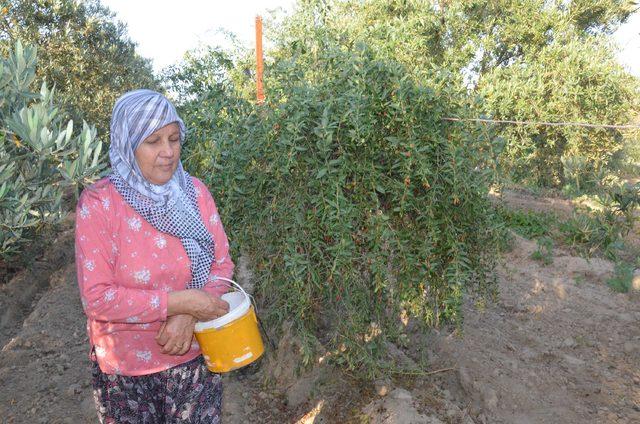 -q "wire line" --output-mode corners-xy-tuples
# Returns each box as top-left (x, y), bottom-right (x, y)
(442, 117), (640, 130)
